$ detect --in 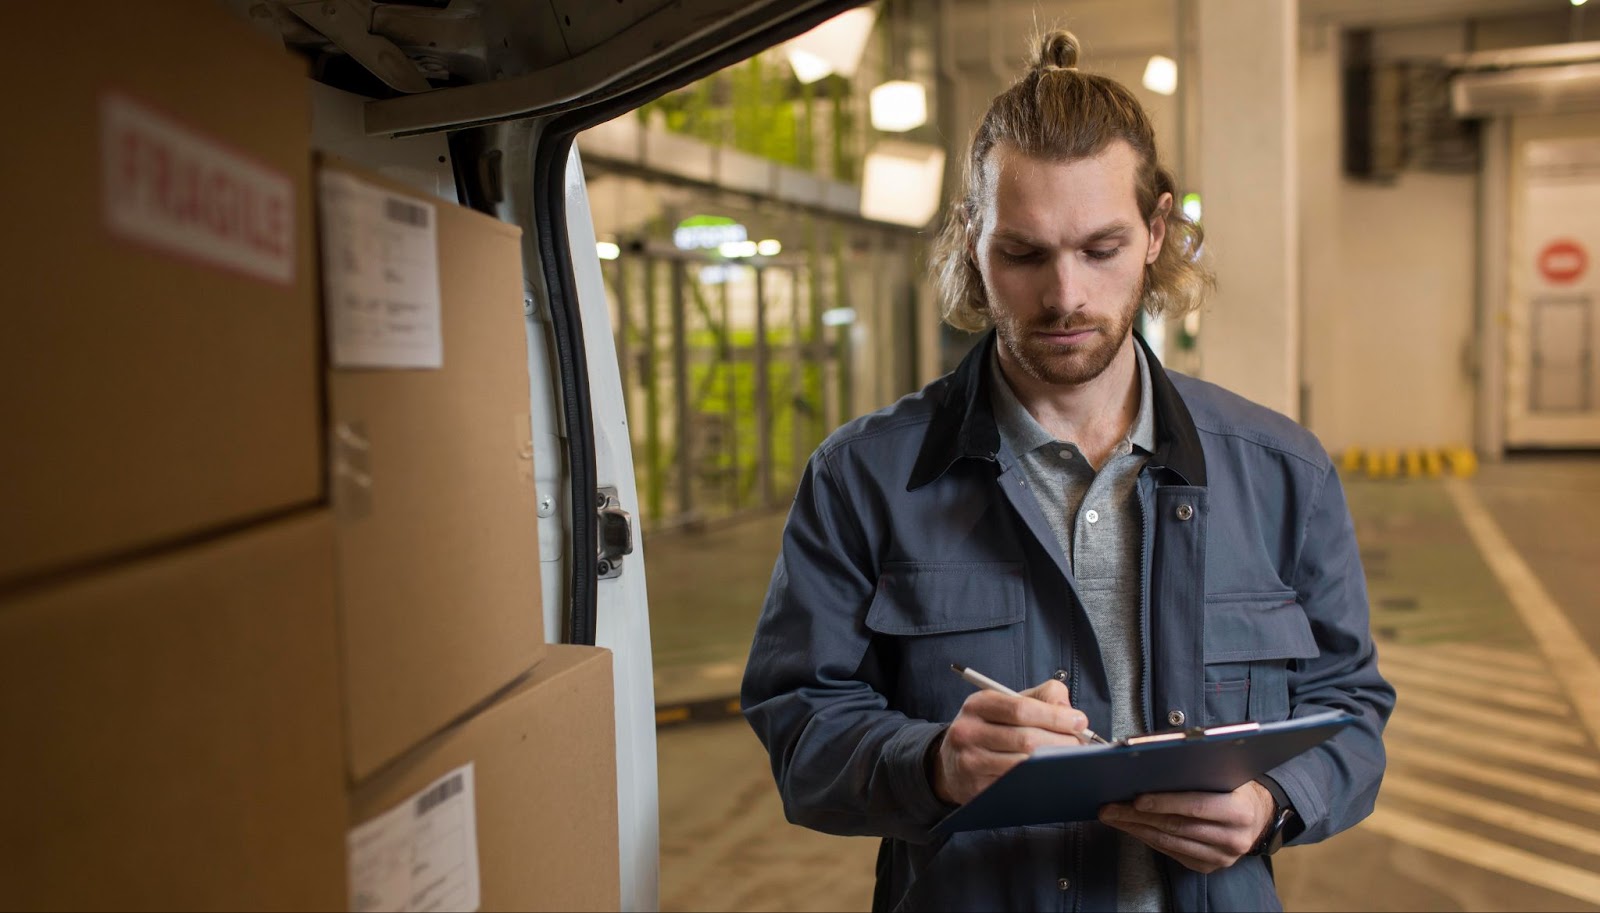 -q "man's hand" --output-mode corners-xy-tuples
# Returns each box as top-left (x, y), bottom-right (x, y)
(1097, 780), (1277, 873)
(932, 679), (1092, 806)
